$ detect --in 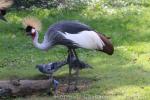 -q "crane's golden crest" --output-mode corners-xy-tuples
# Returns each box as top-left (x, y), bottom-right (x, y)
(0, 0), (13, 9)
(22, 16), (42, 31)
